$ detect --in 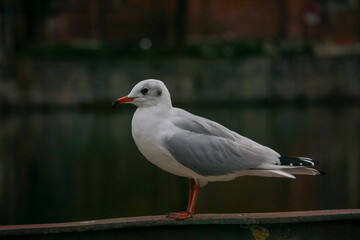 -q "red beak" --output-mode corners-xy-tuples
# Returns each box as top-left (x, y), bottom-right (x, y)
(112, 96), (135, 106)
